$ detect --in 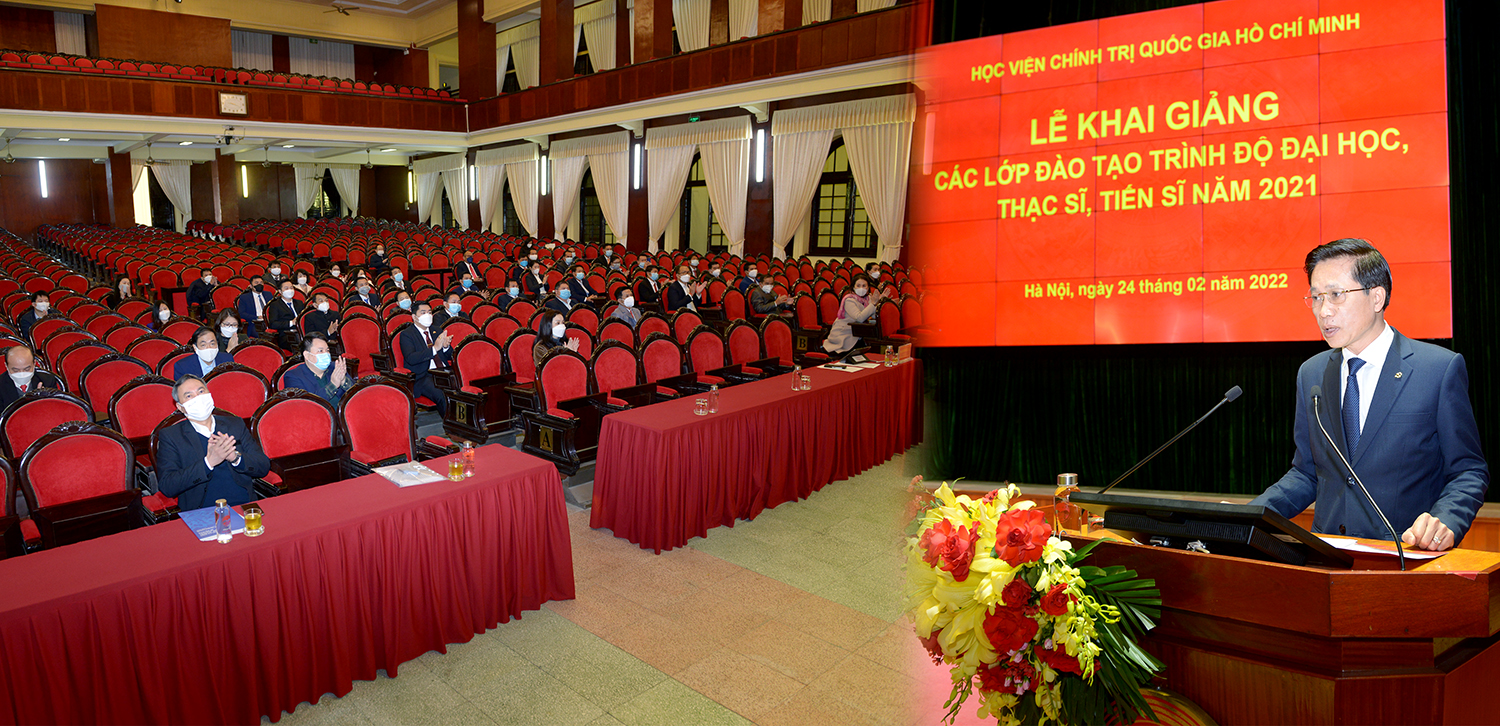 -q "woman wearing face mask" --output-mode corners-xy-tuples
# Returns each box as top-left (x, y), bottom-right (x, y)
(292, 272), (313, 296)
(821, 273), (885, 356)
(105, 275), (137, 309)
(532, 313), (580, 368)
(214, 309), (249, 353)
(150, 300), (177, 332)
